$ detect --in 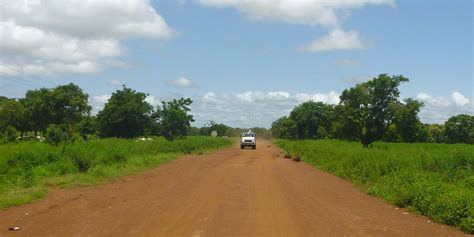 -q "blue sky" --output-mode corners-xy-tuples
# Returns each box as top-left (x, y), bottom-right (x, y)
(0, 0), (472, 127)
